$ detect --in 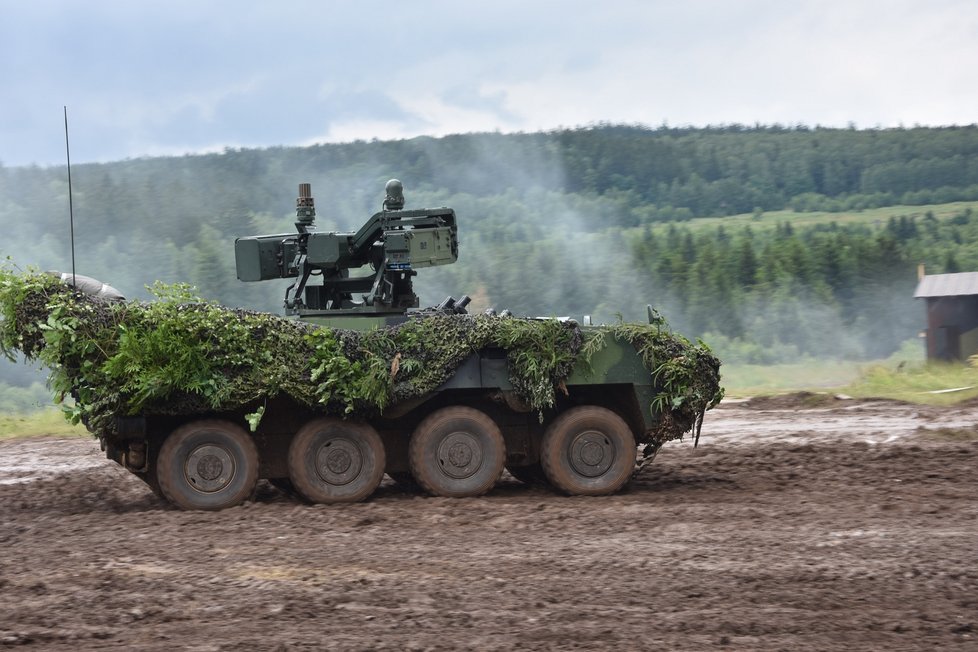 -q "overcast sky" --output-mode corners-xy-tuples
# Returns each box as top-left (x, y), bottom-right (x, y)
(1, 0), (976, 167)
